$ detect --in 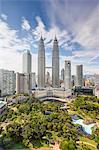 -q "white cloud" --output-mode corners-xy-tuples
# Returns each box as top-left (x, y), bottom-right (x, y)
(32, 16), (71, 51)
(44, 0), (99, 71)
(0, 18), (33, 73)
(0, 51), (22, 72)
(75, 5), (99, 49)
(1, 14), (7, 21)
(21, 18), (31, 31)
(84, 66), (99, 75)
(0, 12), (99, 75)
(31, 15), (99, 74)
